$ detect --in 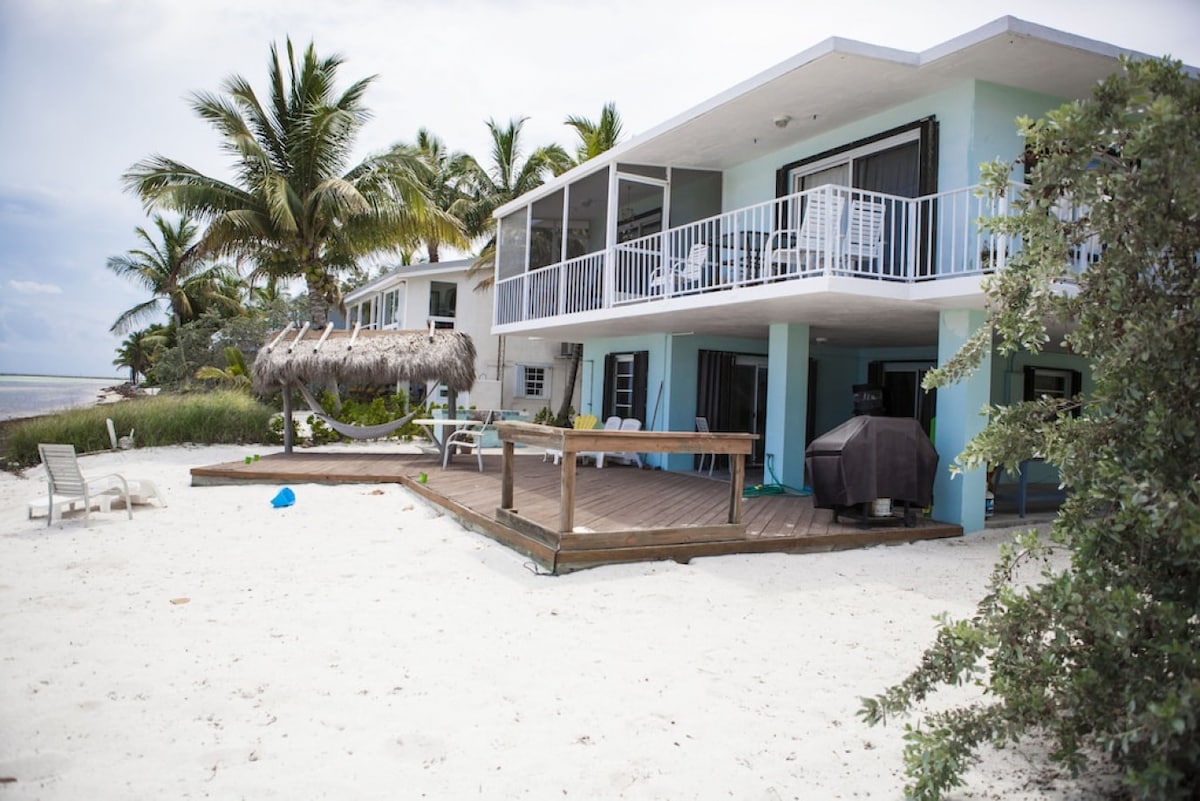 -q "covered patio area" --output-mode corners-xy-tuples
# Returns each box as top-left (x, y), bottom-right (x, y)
(190, 447), (962, 573)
